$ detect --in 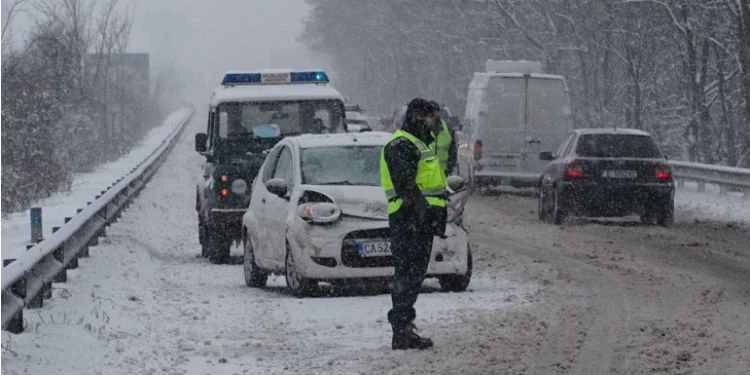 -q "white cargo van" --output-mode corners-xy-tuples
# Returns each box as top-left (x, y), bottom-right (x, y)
(458, 60), (573, 190)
